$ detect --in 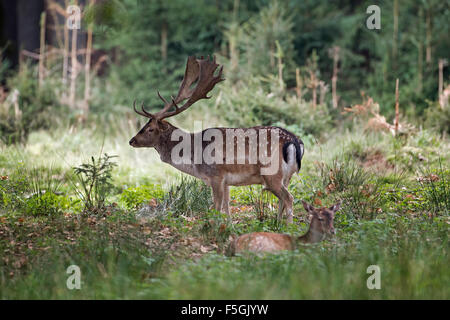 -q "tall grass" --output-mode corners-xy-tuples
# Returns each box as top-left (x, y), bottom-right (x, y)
(418, 159), (450, 215)
(1, 211), (447, 299)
